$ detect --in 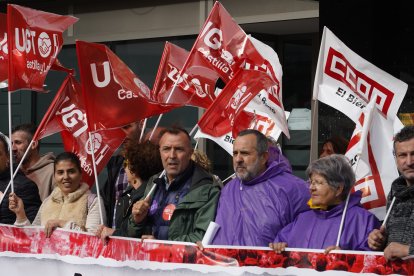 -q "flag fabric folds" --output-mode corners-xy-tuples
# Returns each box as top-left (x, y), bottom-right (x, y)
(181, 1), (247, 84)
(313, 27), (407, 123)
(0, 13), (7, 84)
(345, 105), (403, 220)
(151, 42), (218, 108)
(76, 40), (180, 132)
(7, 4), (78, 92)
(197, 68), (280, 138)
(34, 75), (125, 186)
(313, 27), (408, 219)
